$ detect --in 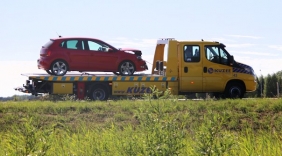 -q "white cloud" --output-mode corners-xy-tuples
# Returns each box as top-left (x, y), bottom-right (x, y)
(0, 61), (45, 97)
(232, 50), (278, 56)
(269, 45), (282, 51)
(226, 43), (256, 48)
(107, 38), (156, 50)
(207, 37), (235, 43)
(227, 35), (262, 39)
